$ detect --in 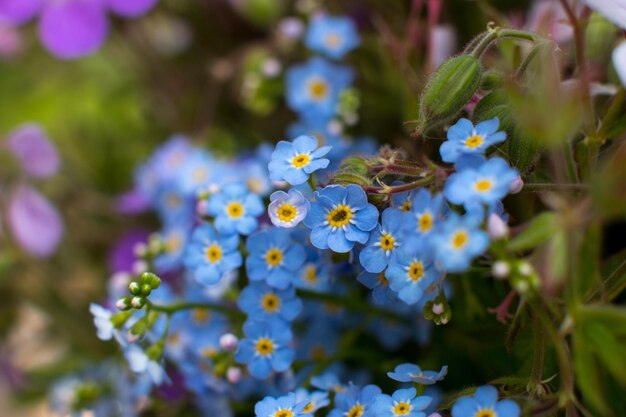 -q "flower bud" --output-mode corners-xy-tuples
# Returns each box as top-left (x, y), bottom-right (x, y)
(116, 297), (132, 311)
(509, 176), (524, 194)
(432, 303), (445, 315)
(141, 272), (161, 289)
(226, 366), (242, 384)
(417, 55), (482, 133)
(140, 284), (152, 297)
(110, 311), (132, 328)
(518, 261), (534, 276)
(130, 317), (148, 336)
(128, 281), (141, 296)
(133, 242), (148, 257)
(487, 213), (509, 240)
(132, 260), (148, 275)
(131, 296), (146, 309)
(492, 261), (511, 279)
(146, 341), (164, 361)
(219, 333), (239, 351)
